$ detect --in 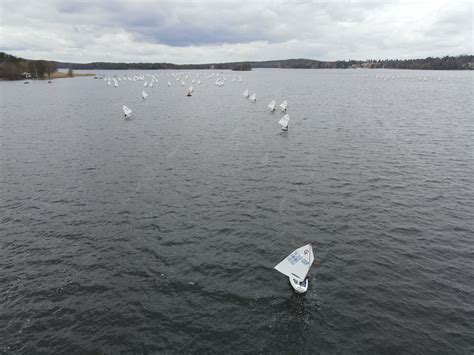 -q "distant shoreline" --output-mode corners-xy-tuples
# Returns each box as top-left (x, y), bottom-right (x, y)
(1, 52), (472, 79)
(54, 55), (473, 71)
